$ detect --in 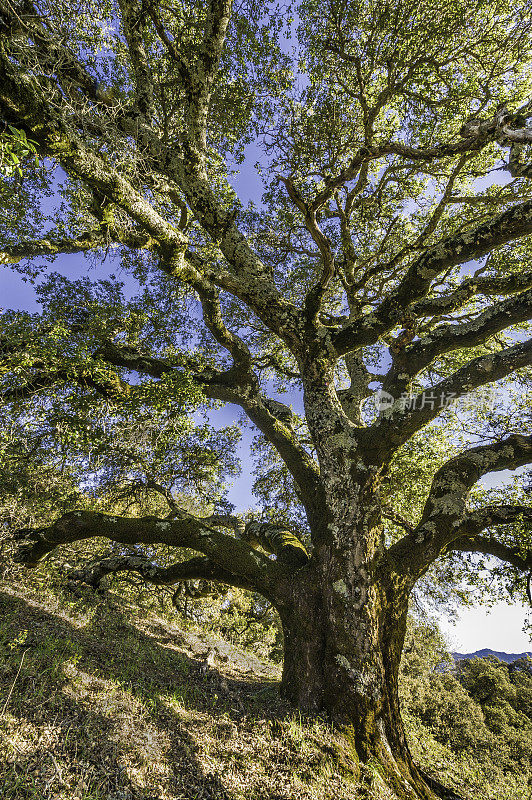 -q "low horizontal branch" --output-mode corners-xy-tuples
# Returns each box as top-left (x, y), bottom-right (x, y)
(242, 521), (309, 567)
(67, 553), (257, 592)
(13, 510), (273, 592)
